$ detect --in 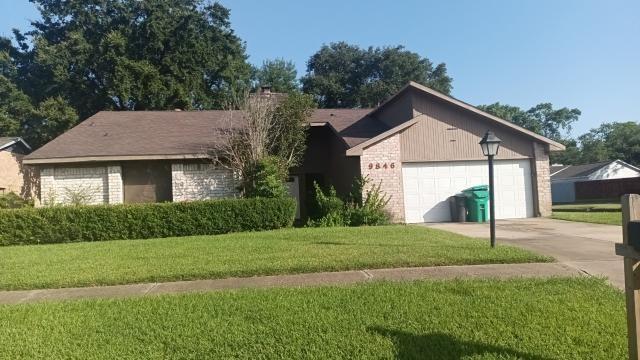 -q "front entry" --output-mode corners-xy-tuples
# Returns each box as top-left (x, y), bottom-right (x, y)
(285, 175), (301, 219)
(122, 161), (172, 203)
